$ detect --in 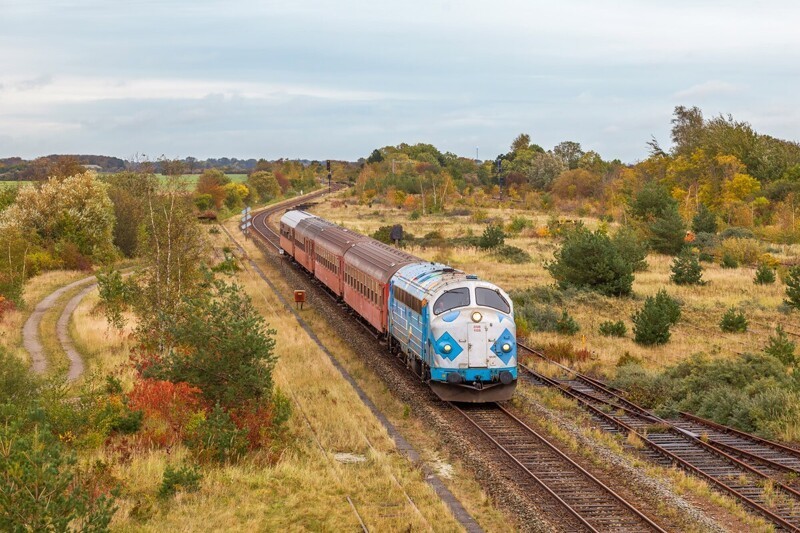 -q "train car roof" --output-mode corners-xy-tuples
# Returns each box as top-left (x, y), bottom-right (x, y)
(295, 217), (334, 241)
(314, 225), (367, 256)
(280, 210), (316, 229)
(393, 262), (470, 299)
(345, 239), (422, 283)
